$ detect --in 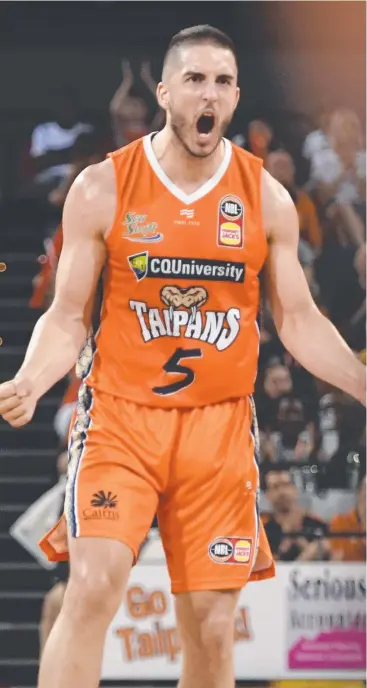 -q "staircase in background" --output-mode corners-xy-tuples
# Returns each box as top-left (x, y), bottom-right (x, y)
(0, 211), (63, 686)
